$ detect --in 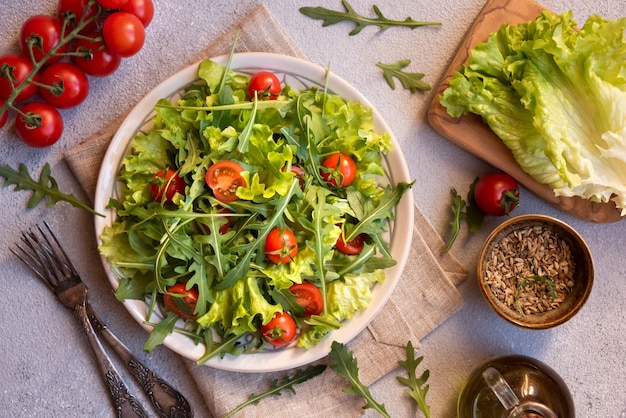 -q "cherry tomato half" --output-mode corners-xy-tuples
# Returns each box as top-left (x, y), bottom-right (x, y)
(121, 0), (154, 27)
(162, 283), (199, 320)
(72, 33), (122, 77)
(15, 102), (64, 148)
(289, 282), (324, 317)
(260, 311), (297, 347)
(320, 152), (357, 188)
(19, 15), (68, 65)
(474, 172), (520, 217)
(39, 63), (89, 109)
(248, 71), (281, 100)
(336, 232), (366, 255)
(102, 12), (145, 58)
(265, 227), (298, 264)
(56, 0), (99, 33)
(150, 168), (186, 204)
(205, 160), (246, 203)
(0, 54), (39, 102)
